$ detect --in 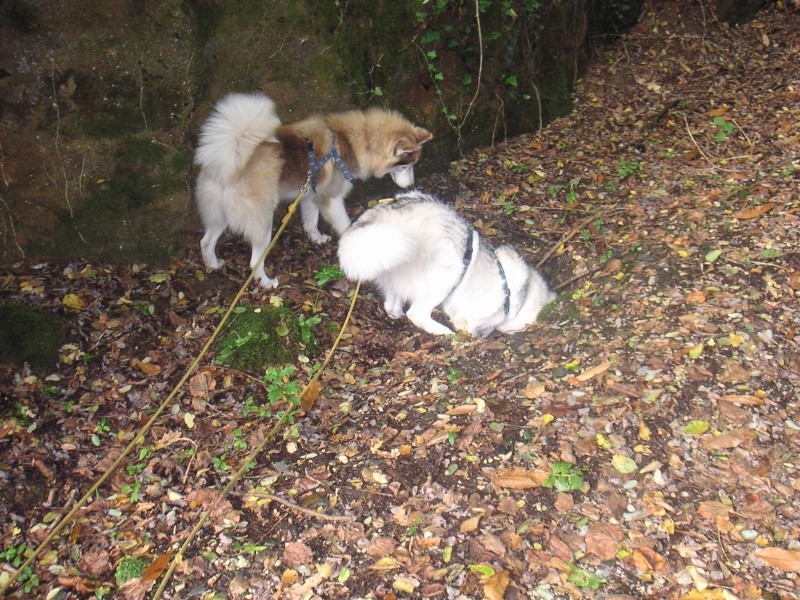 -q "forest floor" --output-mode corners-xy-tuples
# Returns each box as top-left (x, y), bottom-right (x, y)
(1, 1), (799, 599)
